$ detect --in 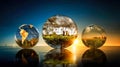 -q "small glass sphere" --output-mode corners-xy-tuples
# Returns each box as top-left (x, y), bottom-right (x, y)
(42, 15), (78, 49)
(81, 24), (107, 48)
(15, 24), (39, 48)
